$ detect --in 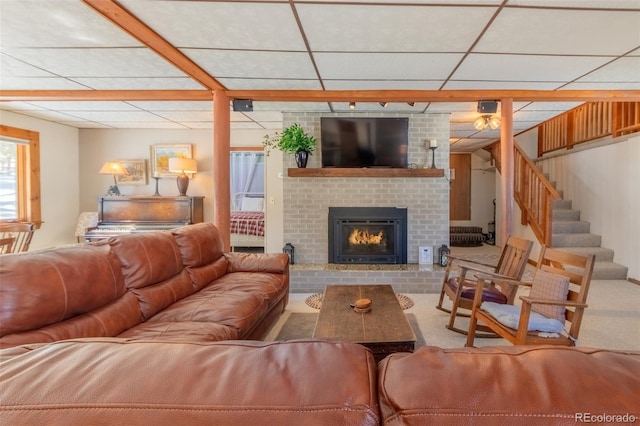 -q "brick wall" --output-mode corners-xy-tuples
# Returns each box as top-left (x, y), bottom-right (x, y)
(282, 112), (450, 265)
